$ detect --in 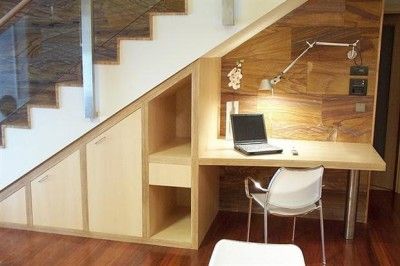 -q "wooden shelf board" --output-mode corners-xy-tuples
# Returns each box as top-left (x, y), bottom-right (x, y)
(149, 138), (191, 165)
(150, 207), (191, 243)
